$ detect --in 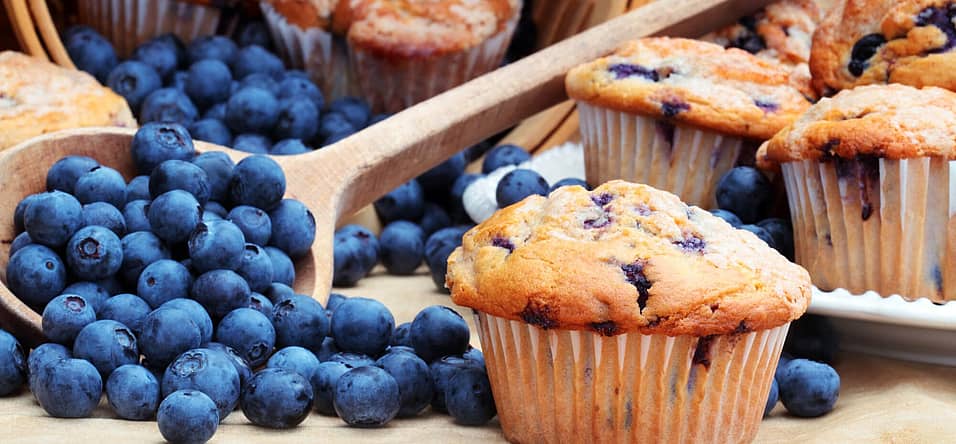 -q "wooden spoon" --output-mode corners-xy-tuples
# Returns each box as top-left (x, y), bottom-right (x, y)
(0, 0), (772, 347)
